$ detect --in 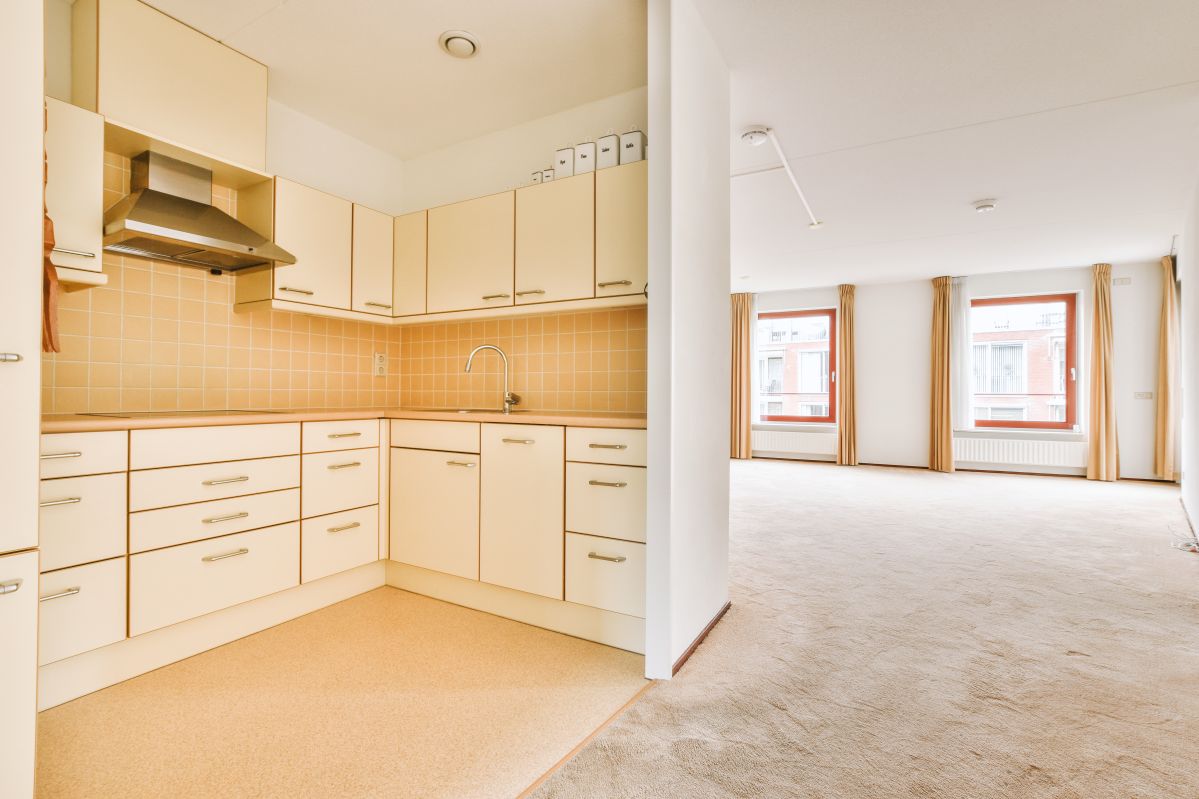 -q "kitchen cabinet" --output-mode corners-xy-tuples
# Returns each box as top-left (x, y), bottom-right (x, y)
(301, 506), (379, 583)
(390, 447), (480, 580)
(129, 455), (300, 512)
(39, 472), (127, 572)
(130, 422), (298, 469)
(352, 204), (395, 316)
(38, 557), (127, 665)
(479, 423), (564, 599)
(272, 179), (353, 309)
(565, 533), (646, 618)
(595, 160), (648, 298)
(302, 419), (380, 453)
(0, 551), (37, 796)
(566, 462), (647, 543)
(72, 0), (268, 170)
(427, 191), (515, 313)
(41, 430), (128, 478)
(515, 173), (594, 304)
(130, 488), (300, 554)
(44, 97), (104, 274)
(393, 210), (427, 317)
(301, 448), (380, 519)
